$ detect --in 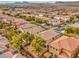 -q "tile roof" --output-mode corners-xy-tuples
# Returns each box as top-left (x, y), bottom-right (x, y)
(58, 52), (69, 58)
(38, 28), (60, 43)
(24, 26), (44, 34)
(50, 35), (79, 51)
(43, 52), (51, 58)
